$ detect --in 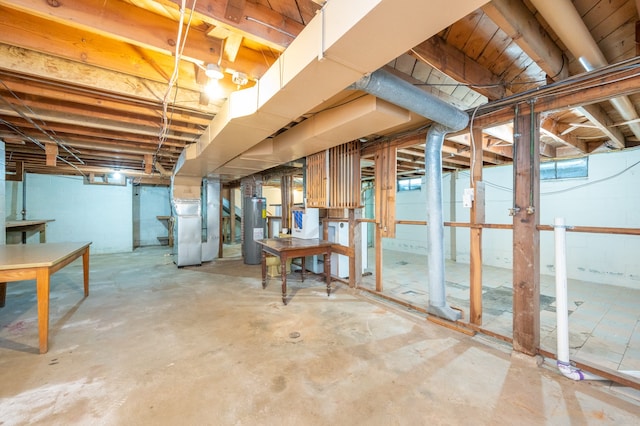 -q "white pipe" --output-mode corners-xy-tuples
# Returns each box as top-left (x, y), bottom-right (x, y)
(555, 217), (570, 364)
(554, 217), (605, 381)
(530, 0), (640, 141)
